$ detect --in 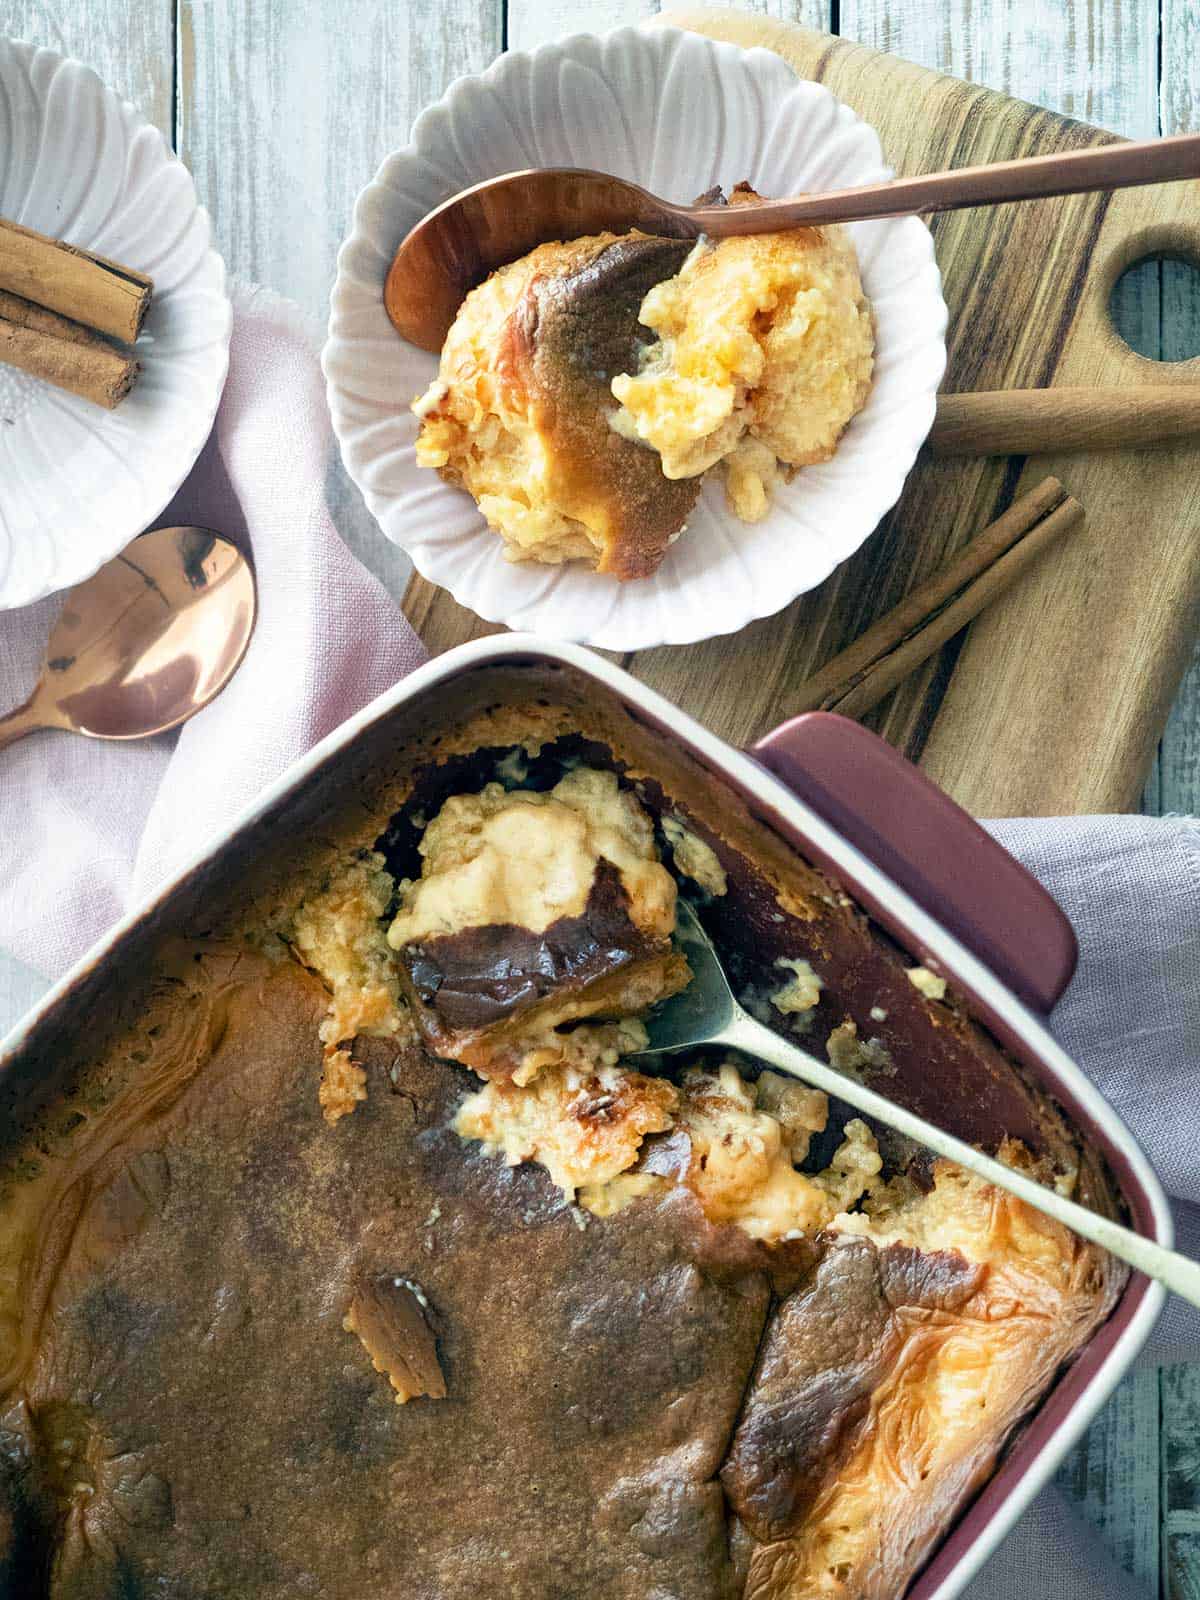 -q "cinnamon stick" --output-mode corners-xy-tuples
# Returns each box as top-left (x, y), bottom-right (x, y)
(0, 290), (139, 409)
(932, 388), (1200, 456)
(0, 217), (152, 344)
(0, 289), (104, 346)
(792, 478), (1083, 720)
